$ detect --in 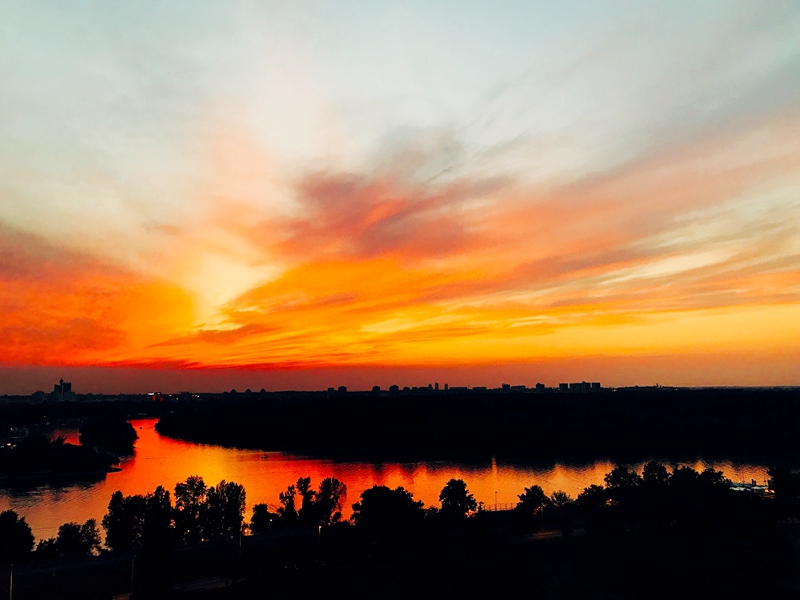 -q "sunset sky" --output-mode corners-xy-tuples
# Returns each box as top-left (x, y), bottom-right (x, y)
(1, 1), (799, 393)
